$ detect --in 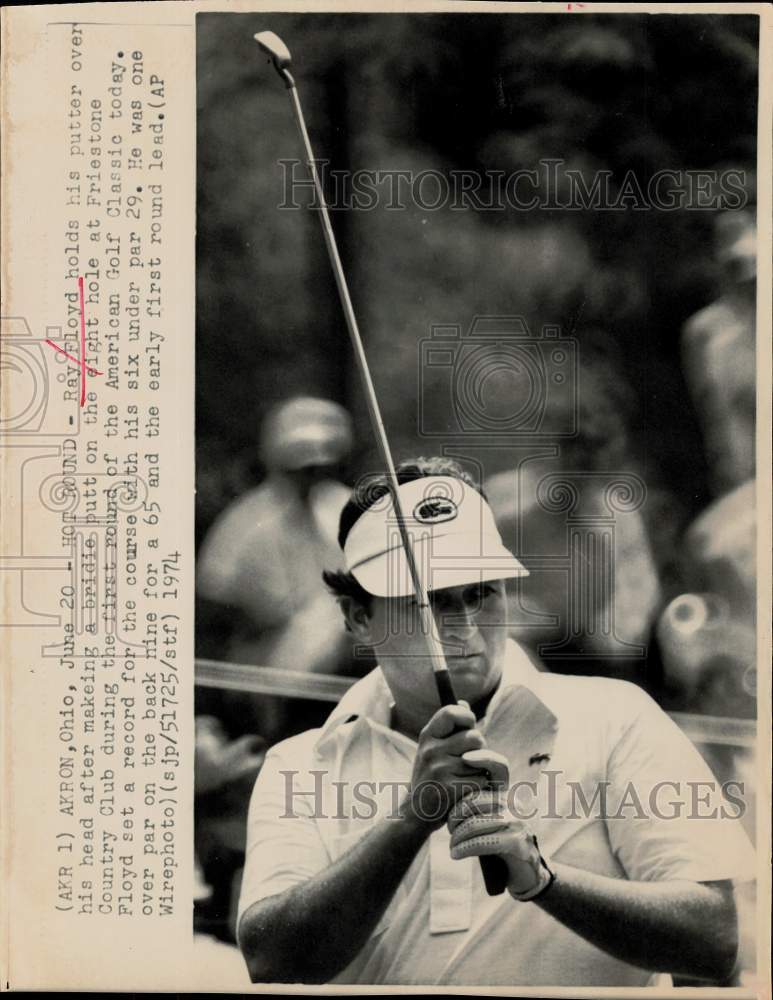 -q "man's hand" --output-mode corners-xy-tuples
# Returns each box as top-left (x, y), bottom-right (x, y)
(447, 793), (738, 981)
(406, 703), (510, 831)
(448, 791), (554, 899)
